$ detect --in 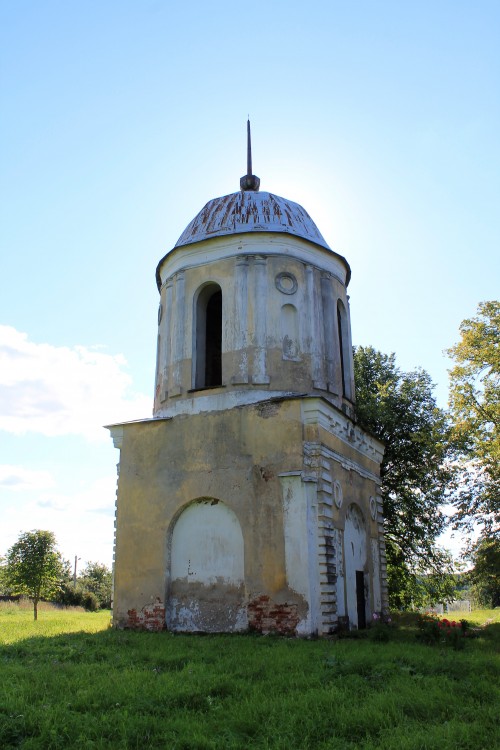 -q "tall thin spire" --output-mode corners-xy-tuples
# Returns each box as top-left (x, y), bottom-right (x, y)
(240, 119), (260, 192)
(247, 118), (252, 175)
